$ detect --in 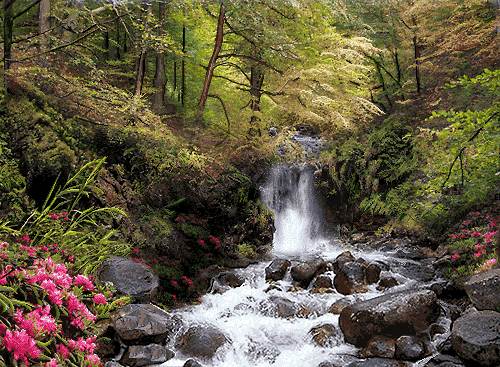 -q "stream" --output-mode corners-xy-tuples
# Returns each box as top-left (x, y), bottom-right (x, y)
(162, 164), (449, 367)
